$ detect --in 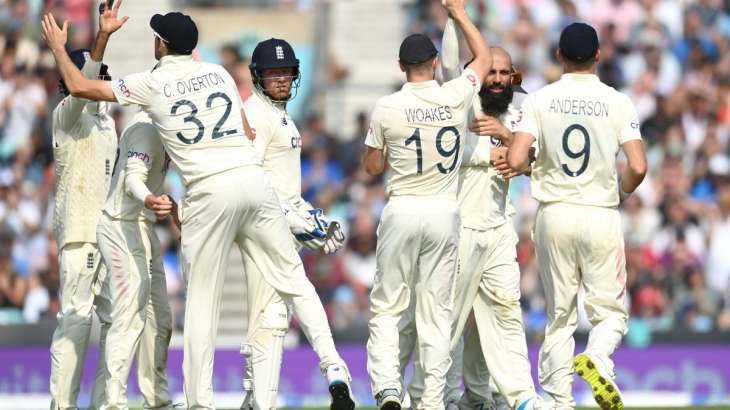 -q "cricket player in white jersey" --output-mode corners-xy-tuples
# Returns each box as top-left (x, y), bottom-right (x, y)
(49, 9), (119, 409)
(41, 4), (331, 408)
(408, 17), (543, 410)
(508, 23), (647, 410)
(97, 110), (175, 410)
(362, 0), (491, 408)
(240, 38), (353, 410)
